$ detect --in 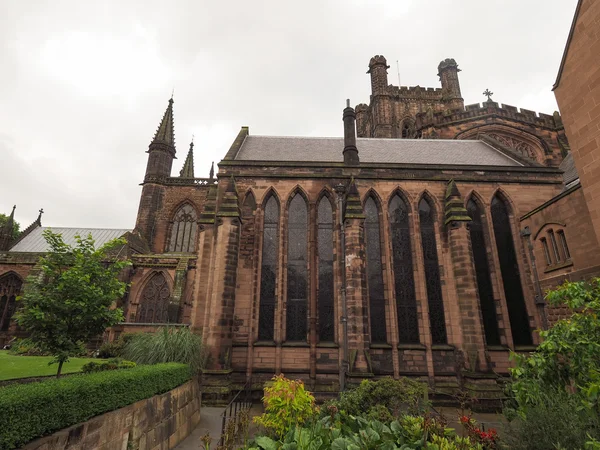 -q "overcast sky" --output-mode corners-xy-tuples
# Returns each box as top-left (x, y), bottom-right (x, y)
(1, 0), (578, 230)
